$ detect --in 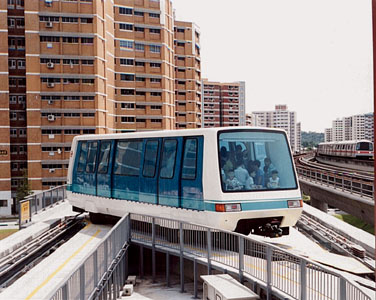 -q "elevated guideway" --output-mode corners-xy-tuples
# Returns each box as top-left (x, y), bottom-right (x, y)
(295, 154), (374, 226)
(0, 188), (373, 300)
